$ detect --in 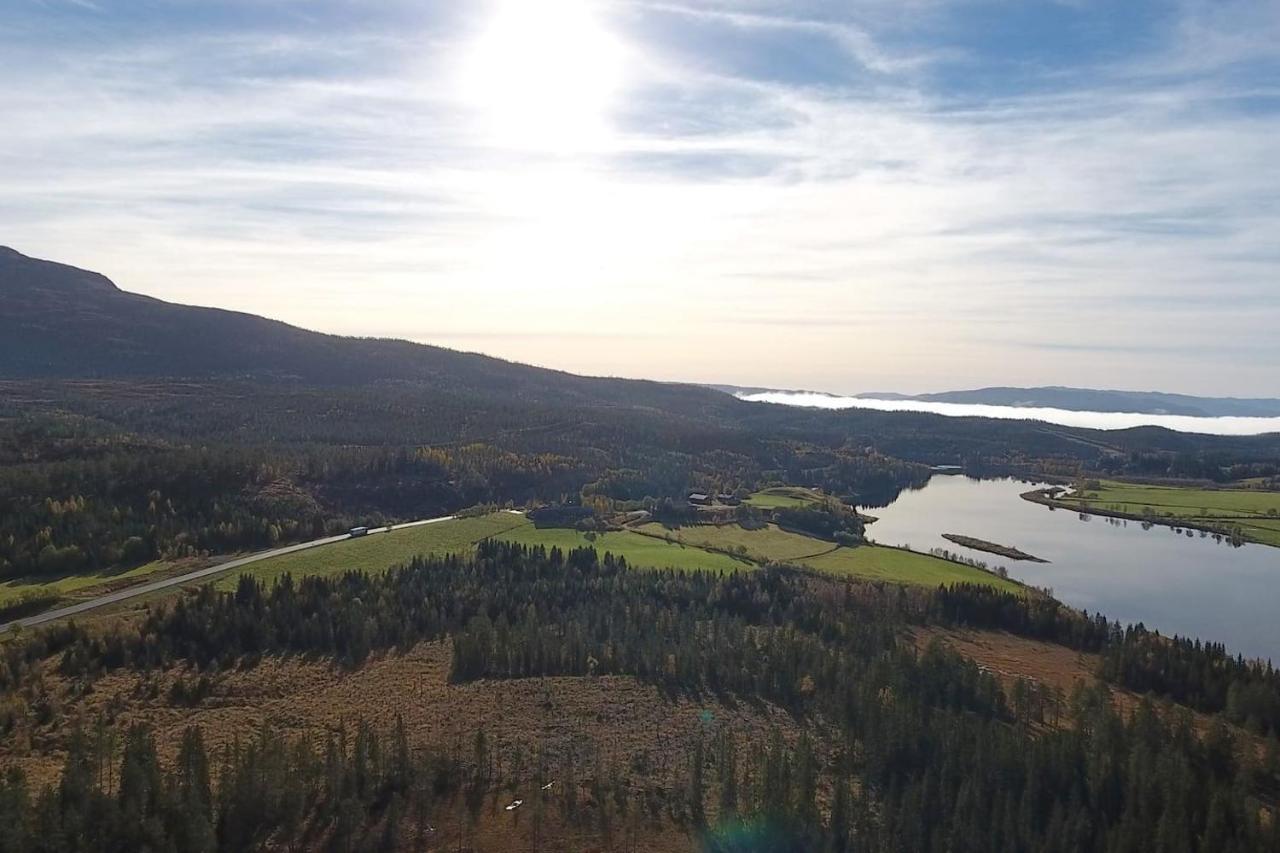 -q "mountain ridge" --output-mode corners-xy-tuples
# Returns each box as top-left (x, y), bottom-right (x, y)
(0, 246), (739, 420)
